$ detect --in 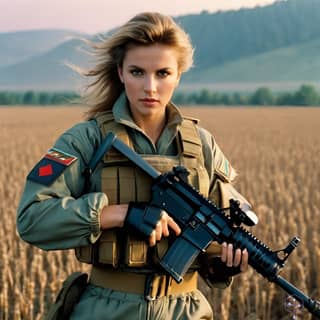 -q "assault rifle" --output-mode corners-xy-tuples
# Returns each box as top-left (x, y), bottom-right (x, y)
(87, 132), (320, 318)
